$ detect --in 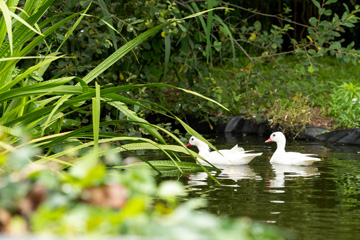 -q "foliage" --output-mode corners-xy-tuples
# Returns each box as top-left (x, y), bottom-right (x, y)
(28, 0), (236, 129)
(0, 0), (230, 171)
(327, 82), (360, 129)
(265, 93), (313, 137)
(116, 160), (219, 177)
(0, 139), (284, 239)
(15, 0), (359, 131)
(231, 0), (360, 126)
